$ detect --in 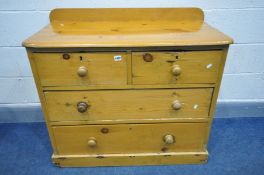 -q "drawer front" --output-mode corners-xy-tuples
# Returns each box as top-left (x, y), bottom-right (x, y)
(53, 122), (207, 155)
(45, 88), (212, 122)
(33, 52), (128, 86)
(132, 51), (222, 84)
